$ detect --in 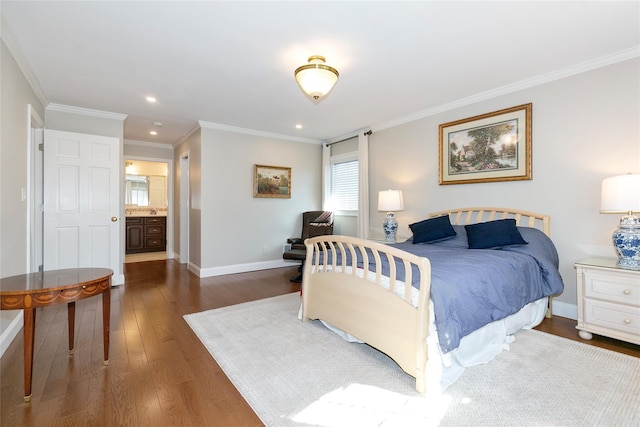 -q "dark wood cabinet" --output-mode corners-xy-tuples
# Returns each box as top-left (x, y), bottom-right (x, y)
(126, 216), (166, 254)
(126, 218), (144, 252)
